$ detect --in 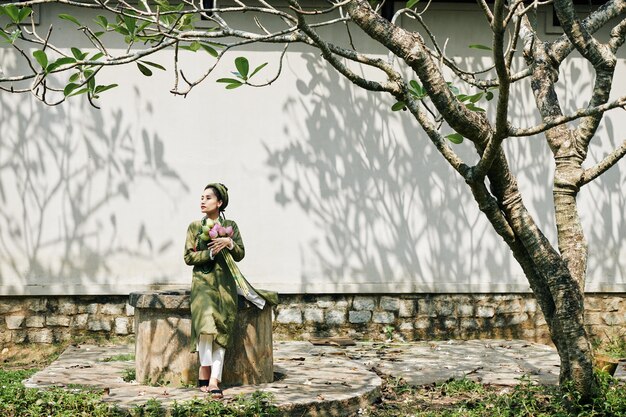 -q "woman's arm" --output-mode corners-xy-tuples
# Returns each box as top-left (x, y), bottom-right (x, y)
(183, 223), (213, 265)
(229, 221), (245, 262)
